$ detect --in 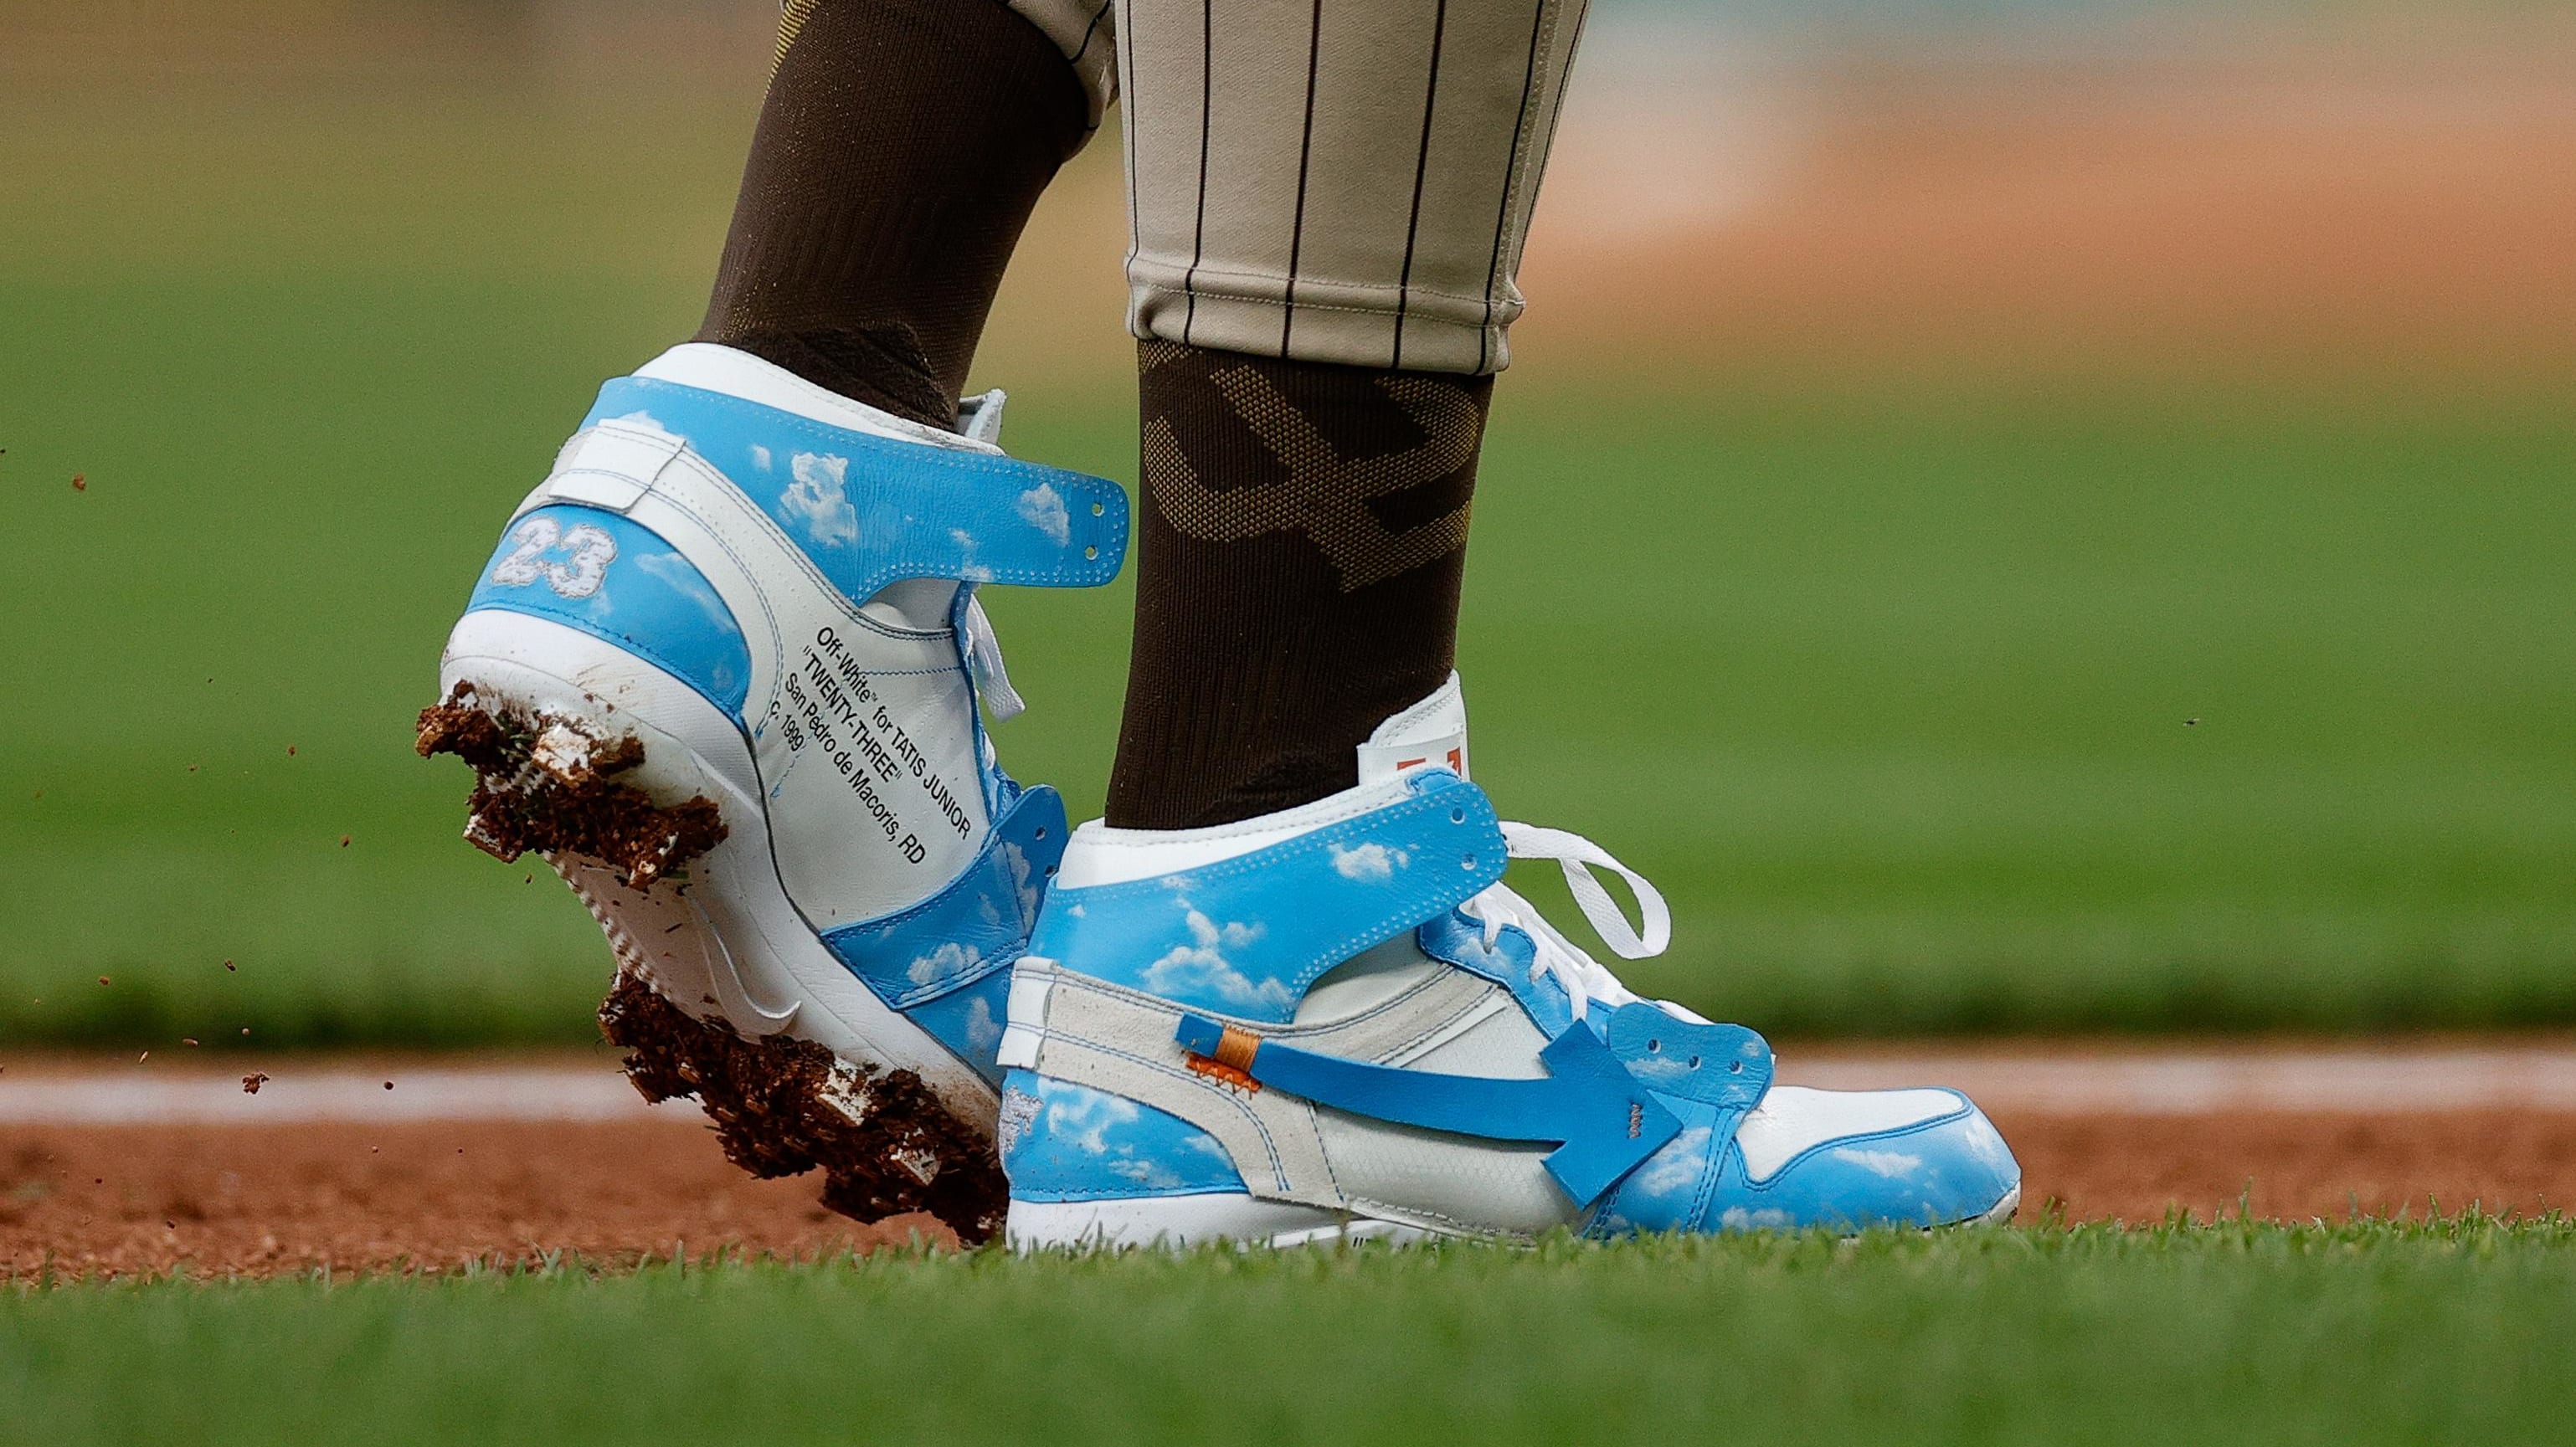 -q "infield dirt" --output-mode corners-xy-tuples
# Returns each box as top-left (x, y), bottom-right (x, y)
(6, 1051), (2570, 1279)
